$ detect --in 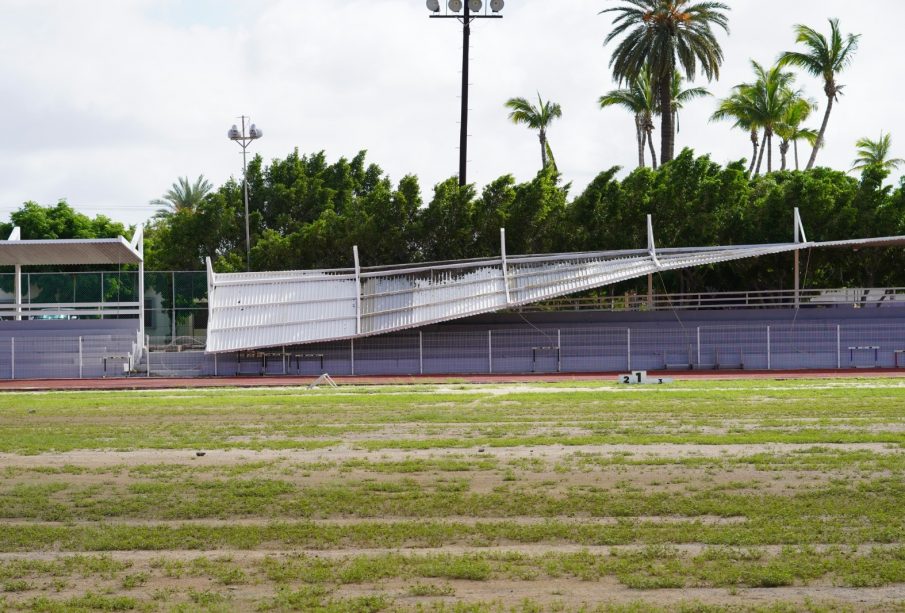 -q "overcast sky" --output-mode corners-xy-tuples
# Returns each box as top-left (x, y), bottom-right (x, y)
(0, 0), (901, 227)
